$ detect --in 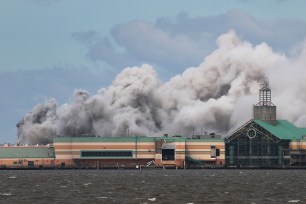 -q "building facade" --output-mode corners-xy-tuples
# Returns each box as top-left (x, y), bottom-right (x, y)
(225, 79), (306, 168)
(53, 136), (225, 169)
(0, 146), (55, 168)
